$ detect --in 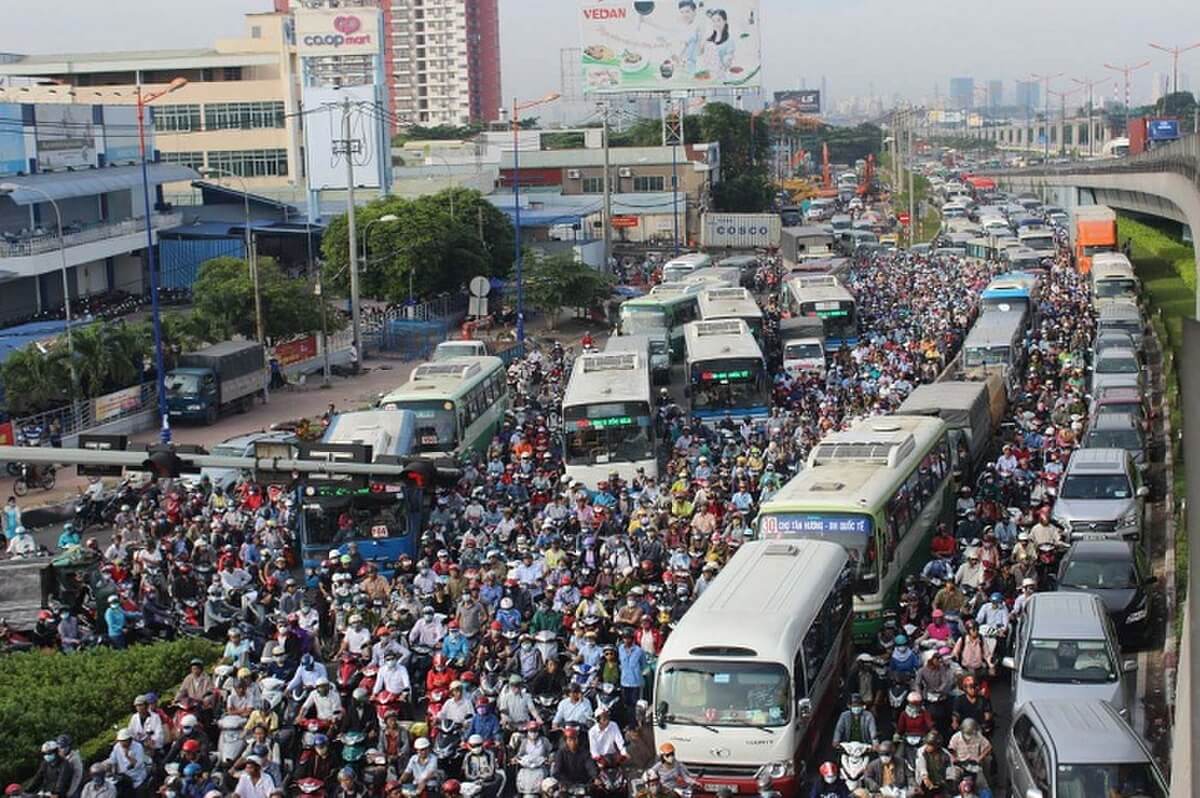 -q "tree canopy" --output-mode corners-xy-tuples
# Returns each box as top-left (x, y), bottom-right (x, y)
(523, 252), (614, 329)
